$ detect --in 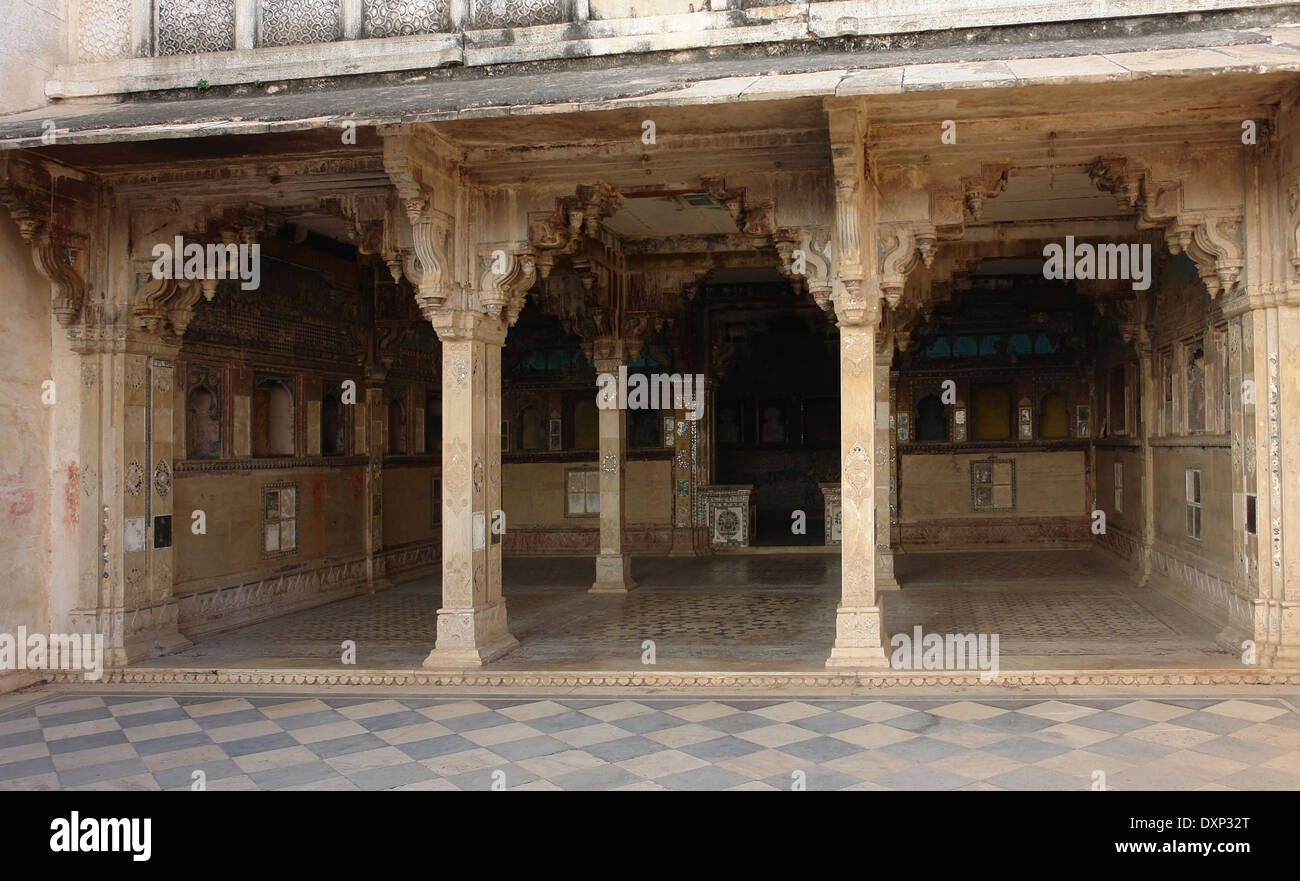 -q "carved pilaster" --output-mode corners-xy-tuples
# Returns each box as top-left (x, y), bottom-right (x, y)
(825, 98), (889, 668)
